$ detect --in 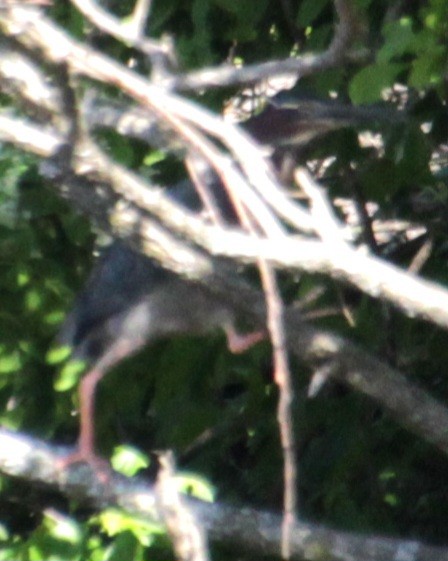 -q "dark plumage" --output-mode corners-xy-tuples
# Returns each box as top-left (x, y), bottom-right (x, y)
(244, 89), (402, 148)
(58, 242), (247, 366)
